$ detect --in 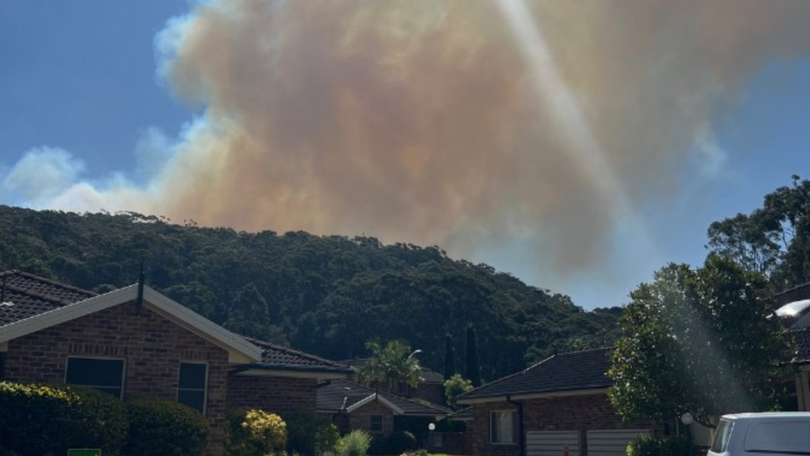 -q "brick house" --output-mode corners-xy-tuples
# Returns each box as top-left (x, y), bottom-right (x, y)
(317, 379), (450, 446)
(0, 271), (351, 456)
(457, 348), (660, 456)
